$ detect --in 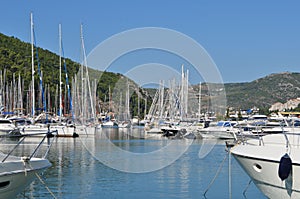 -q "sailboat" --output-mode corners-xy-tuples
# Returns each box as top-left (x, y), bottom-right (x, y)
(144, 66), (195, 139)
(18, 12), (49, 136)
(0, 134), (52, 198)
(101, 85), (118, 128)
(49, 24), (96, 137)
(118, 82), (131, 128)
(0, 13), (53, 199)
